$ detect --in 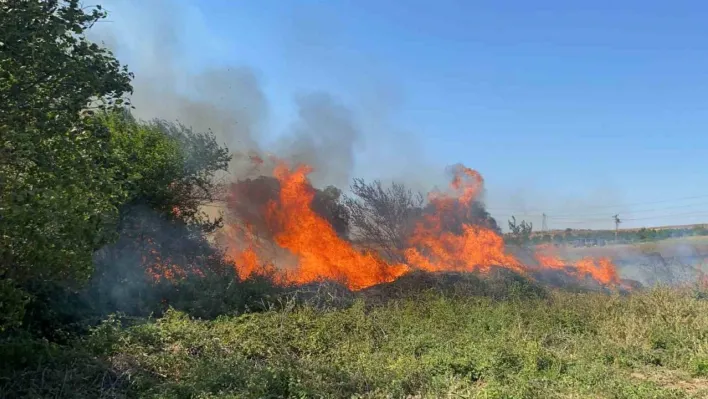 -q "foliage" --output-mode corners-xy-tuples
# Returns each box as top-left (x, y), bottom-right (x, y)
(1, 0), (232, 334)
(0, 279), (29, 332)
(0, 1), (133, 121)
(344, 178), (503, 262)
(0, 1), (134, 330)
(505, 216), (534, 245)
(0, 0), (266, 337)
(20, 112), (233, 340)
(105, 112), (231, 232)
(4, 286), (708, 398)
(90, 111), (230, 306)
